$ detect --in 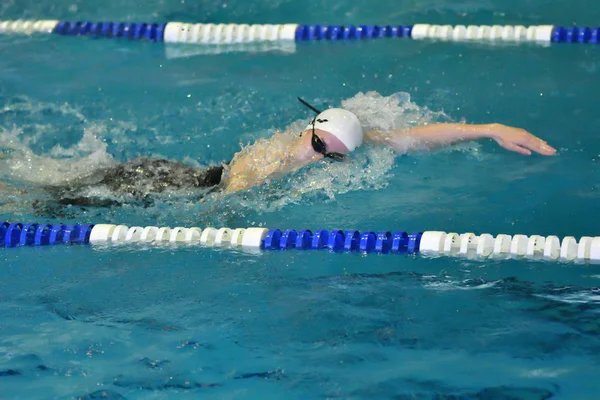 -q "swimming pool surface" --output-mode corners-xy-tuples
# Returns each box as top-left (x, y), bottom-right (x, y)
(1, 0), (600, 399)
